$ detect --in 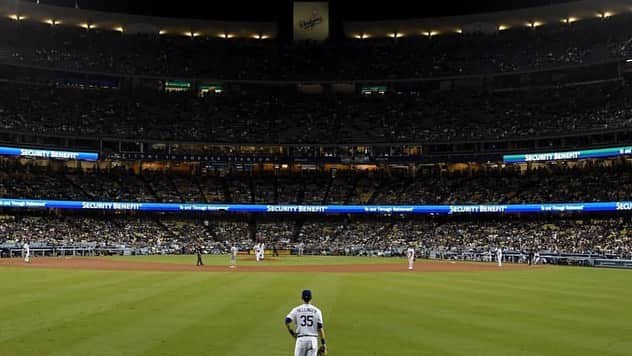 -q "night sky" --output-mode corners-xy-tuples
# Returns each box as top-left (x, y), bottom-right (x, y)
(25, 0), (577, 21)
